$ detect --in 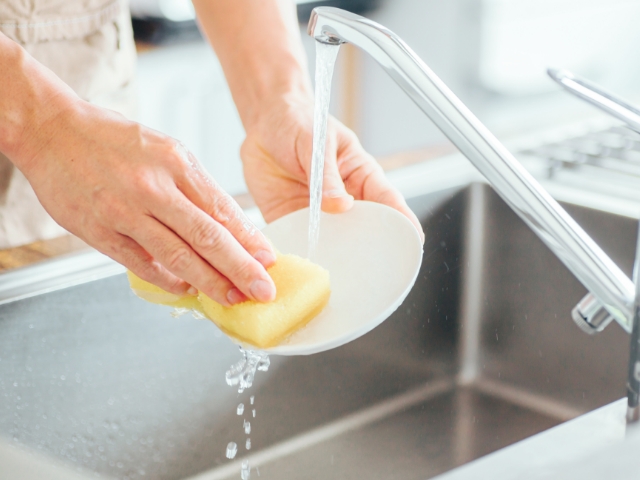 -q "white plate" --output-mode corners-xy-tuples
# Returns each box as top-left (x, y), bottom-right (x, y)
(251, 201), (423, 356)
